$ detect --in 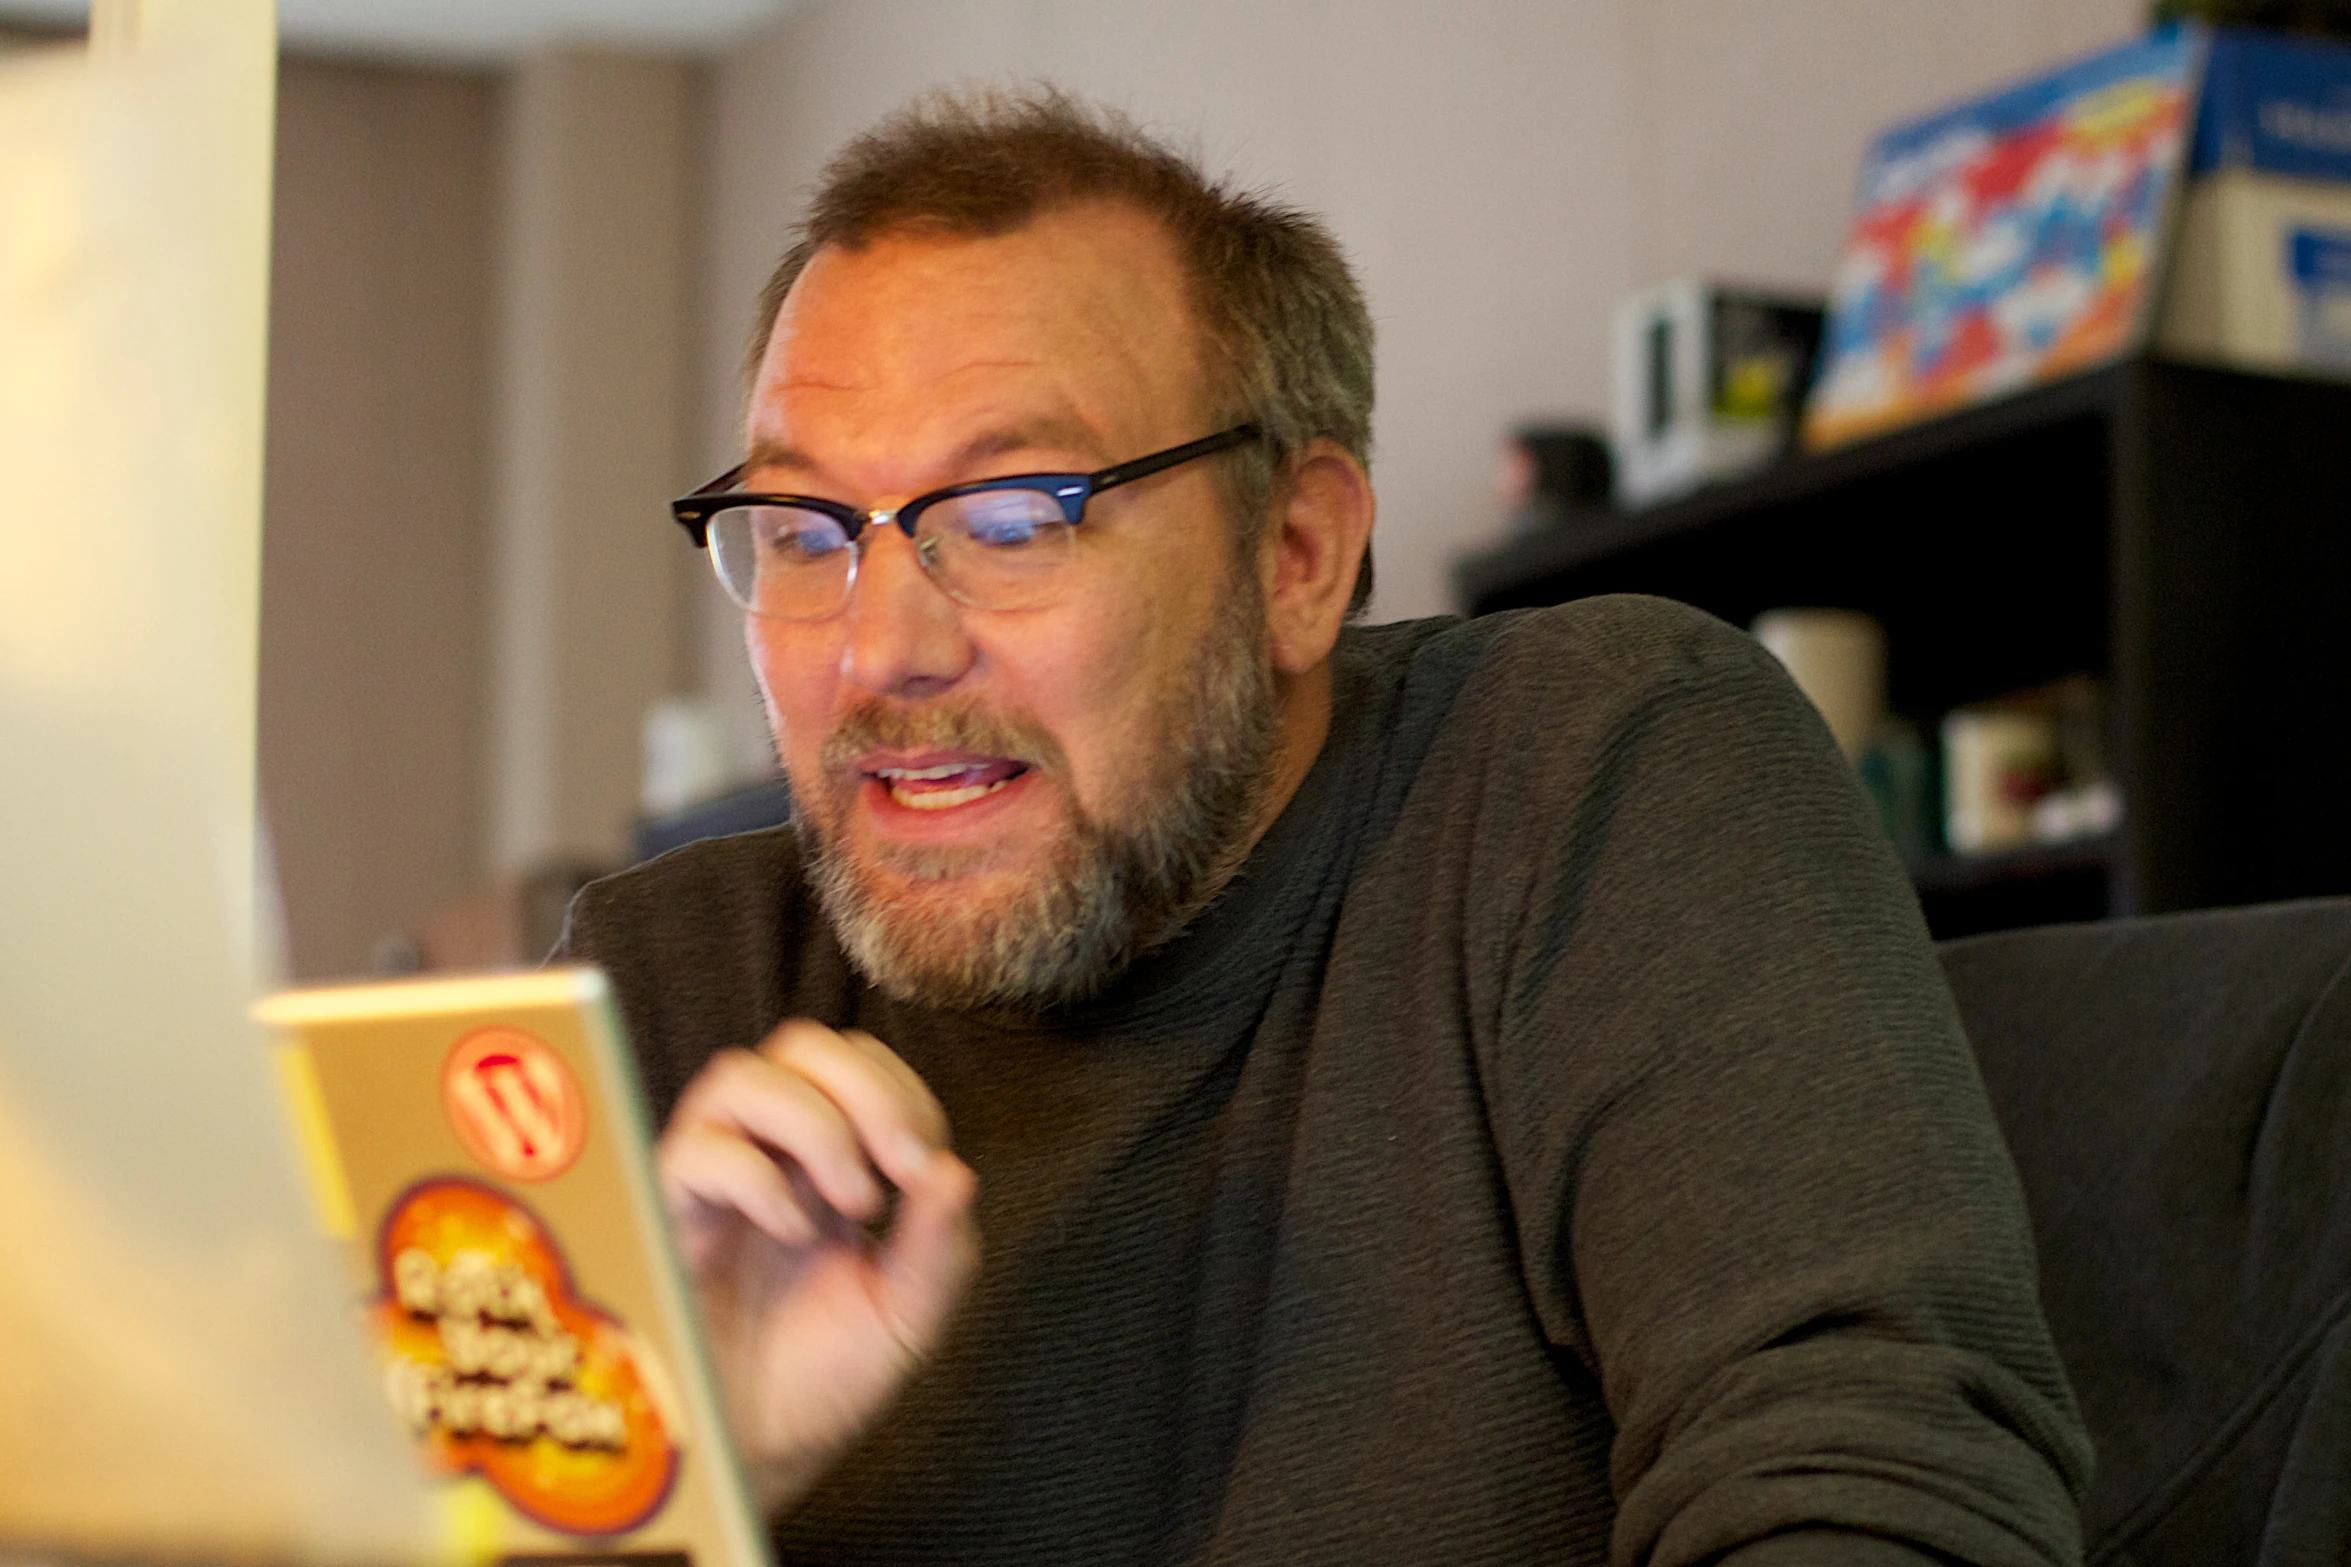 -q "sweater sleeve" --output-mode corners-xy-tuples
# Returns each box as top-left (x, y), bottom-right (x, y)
(1459, 600), (2091, 1567)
